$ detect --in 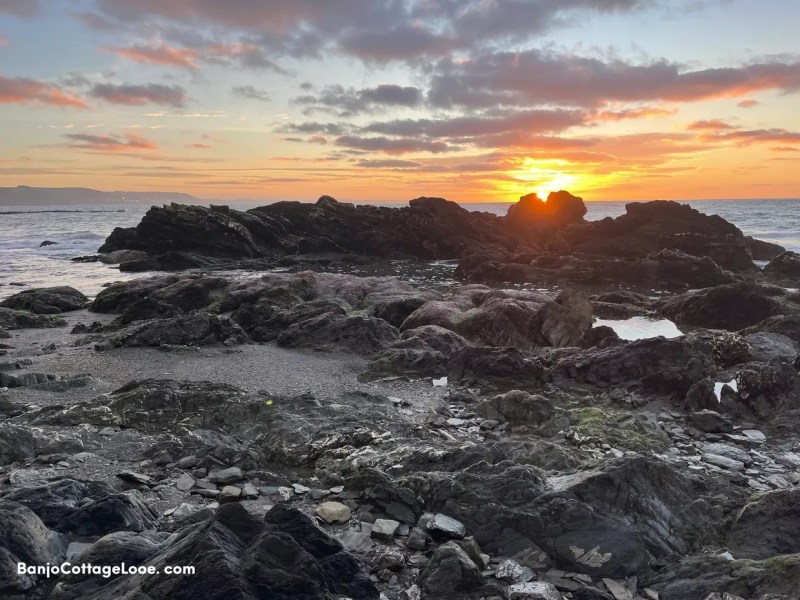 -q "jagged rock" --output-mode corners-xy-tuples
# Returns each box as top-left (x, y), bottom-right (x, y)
(48, 503), (379, 600)
(742, 332), (799, 362)
(477, 390), (555, 426)
(507, 582), (562, 600)
(99, 197), (516, 262)
(765, 250), (800, 278)
(727, 487), (800, 559)
(0, 500), (67, 598)
(109, 313), (248, 348)
(418, 541), (483, 598)
(657, 282), (795, 330)
(0, 307), (66, 330)
(506, 190), (587, 232)
(371, 519), (400, 541)
(0, 423), (35, 465)
(687, 410), (733, 433)
(741, 314), (800, 344)
(448, 346), (548, 389)
(563, 200), (755, 271)
(402, 287), (592, 350)
(0, 286), (87, 314)
(365, 325), (470, 378)
(208, 467), (243, 485)
(2, 478), (158, 536)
